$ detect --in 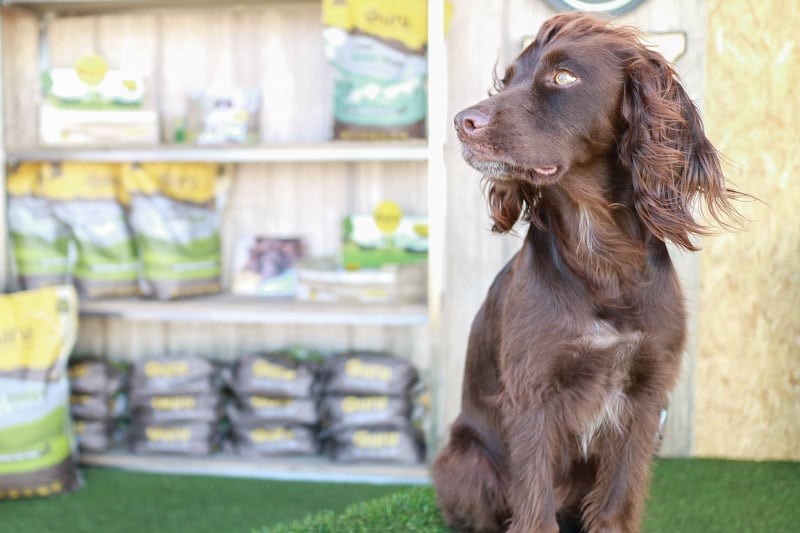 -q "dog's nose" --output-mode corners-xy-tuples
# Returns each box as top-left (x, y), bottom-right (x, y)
(454, 108), (490, 136)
